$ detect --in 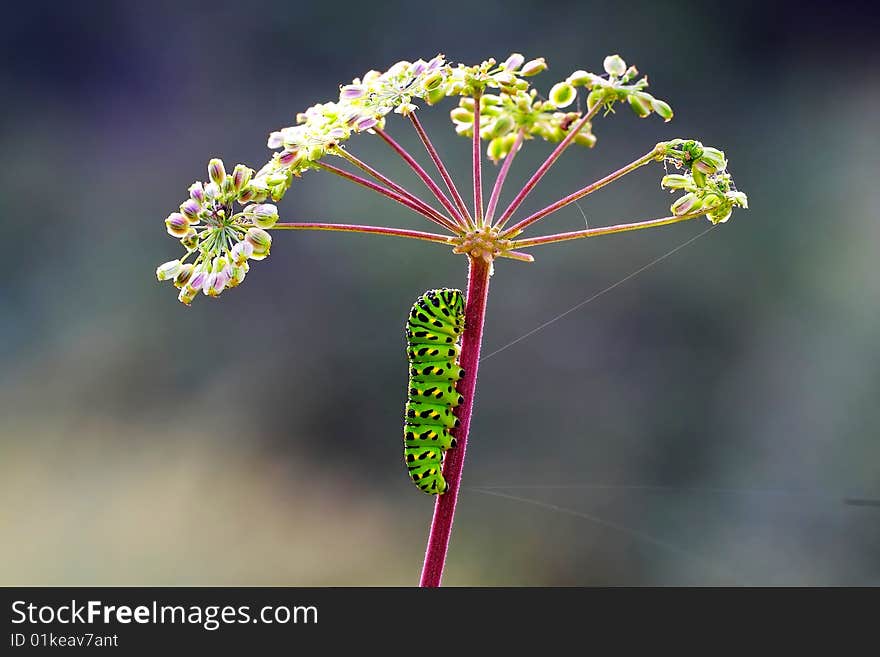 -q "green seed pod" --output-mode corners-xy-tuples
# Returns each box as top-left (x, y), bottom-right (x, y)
(425, 85), (447, 105)
(519, 58), (547, 76)
(671, 193), (702, 216)
(567, 70), (591, 87)
(450, 107), (473, 124)
(651, 98), (674, 122)
(628, 93), (652, 118)
(603, 54), (627, 77)
(660, 174), (691, 190)
(459, 97), (476, 112)
(587, 88), (606, 110)
(691, 167), (707, 188)
(573, 131), (597, 148)
(549, 82), (576, 108)
(487, 136), (509, 163)
(487, 115), (514, 139)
